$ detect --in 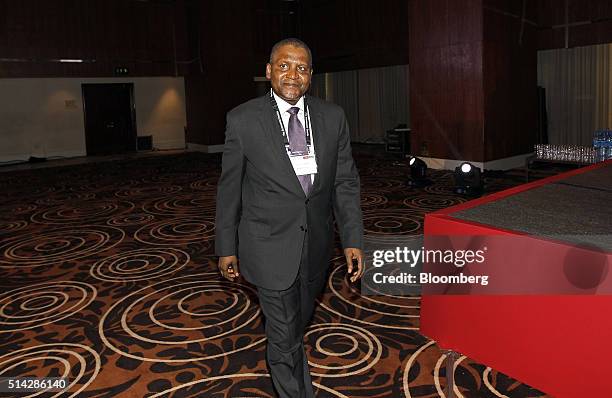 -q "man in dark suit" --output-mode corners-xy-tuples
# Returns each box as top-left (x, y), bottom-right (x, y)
(215, 38), (364, 398)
